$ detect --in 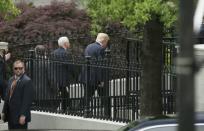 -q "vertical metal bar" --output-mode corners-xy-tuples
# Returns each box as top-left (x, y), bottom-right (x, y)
(113, 78), (116, 120)
(178, 0), (195, 131)
(29, 50), (35, 108)
(126, 38), (130, 102)
(162, 43), (166, 113)
(104, 49), (111, 118)
(84, 56), (91, 117)
(136, 41), (141, 119)
(29, 50), (35, 79)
